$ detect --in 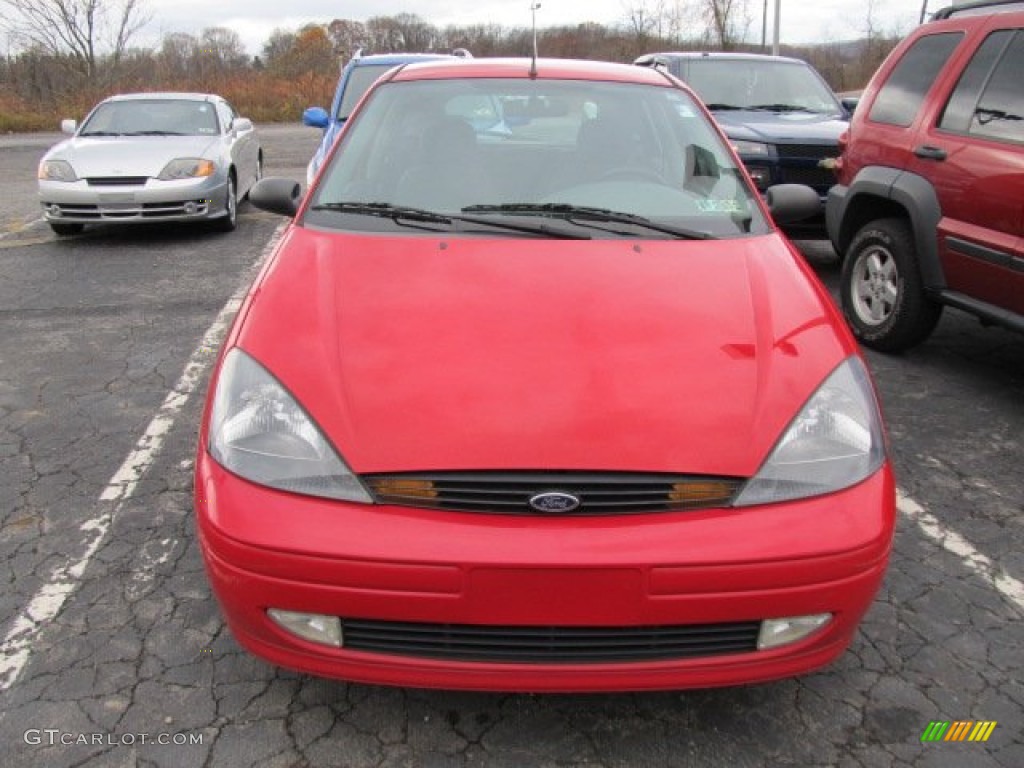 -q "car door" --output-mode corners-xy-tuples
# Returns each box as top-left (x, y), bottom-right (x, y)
(219, 100), (257, 192)
(912, 24), (1024, 314)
